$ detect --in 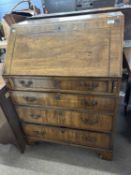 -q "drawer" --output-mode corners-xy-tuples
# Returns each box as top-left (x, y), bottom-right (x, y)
(11, 91), (116, 112)
(17, 106), (113, 132)
(23, 124), (43, 138)
(22, 124), (111, 149)
(6, 77), (119, 94)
